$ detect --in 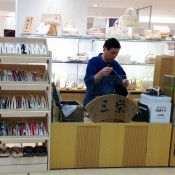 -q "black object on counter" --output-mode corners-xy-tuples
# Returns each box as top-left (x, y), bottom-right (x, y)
(132, 102), (149, 122)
